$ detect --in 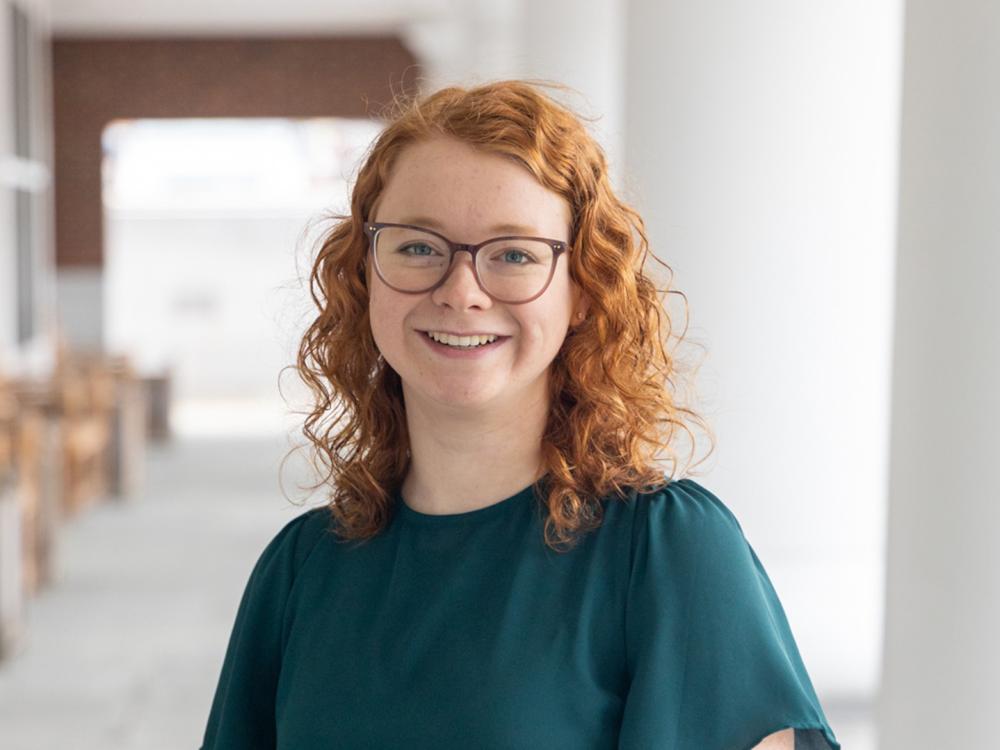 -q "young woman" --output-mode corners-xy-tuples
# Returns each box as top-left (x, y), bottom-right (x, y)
(199, 80), (840, 750)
